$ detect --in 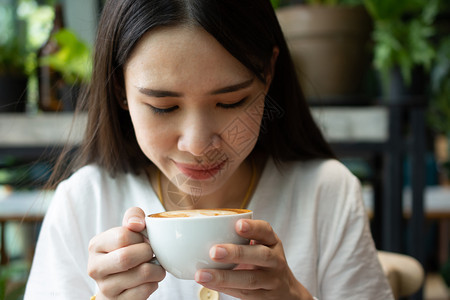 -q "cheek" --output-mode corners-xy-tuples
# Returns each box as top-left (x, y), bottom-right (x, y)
(128, 106), (173, 158)
(220, 96), (264, 158)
